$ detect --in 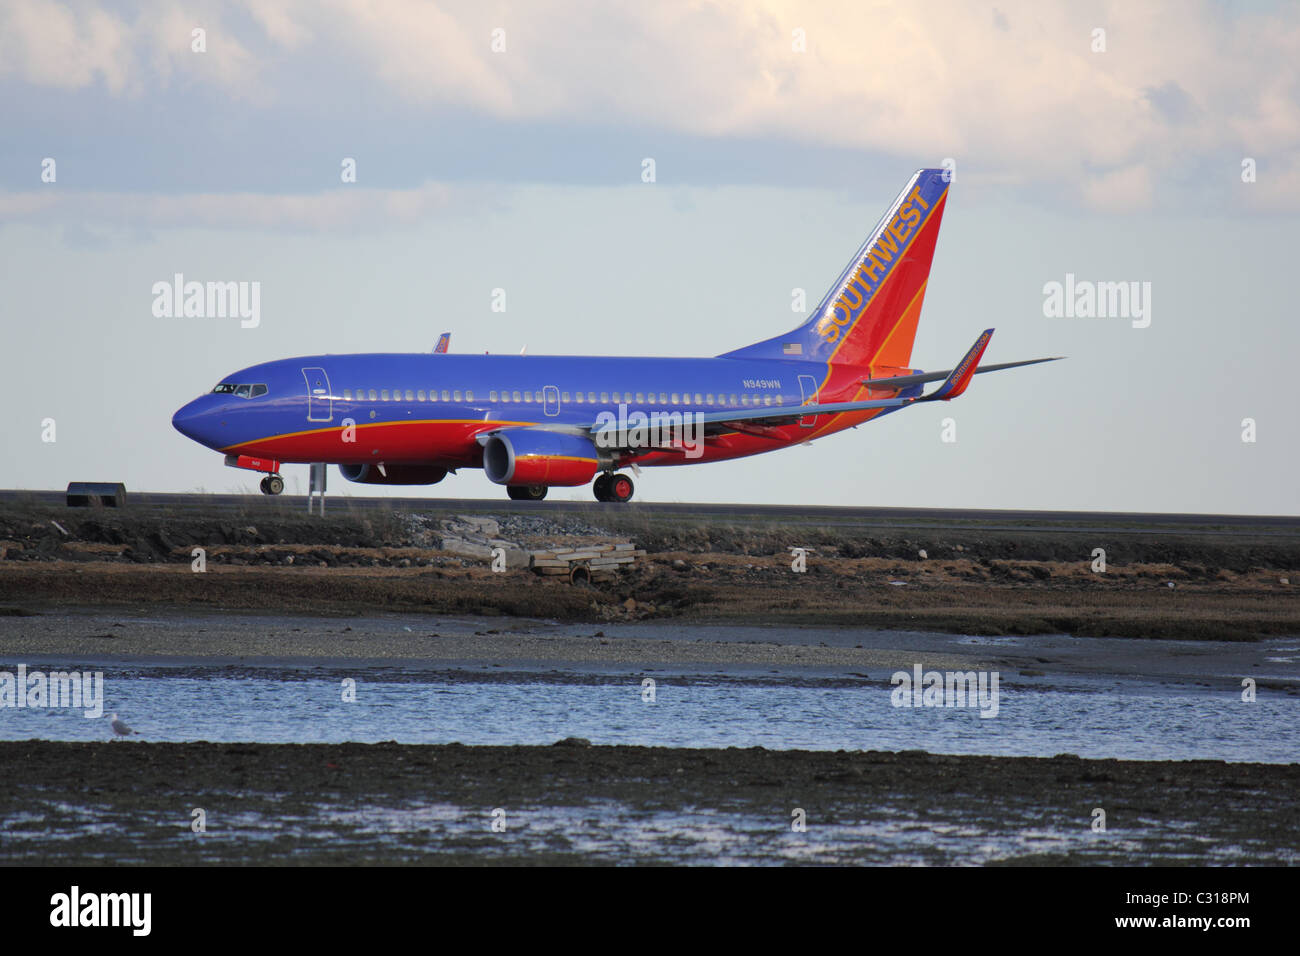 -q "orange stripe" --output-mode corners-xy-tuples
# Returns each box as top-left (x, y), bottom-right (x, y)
(804, 277), (933, 441)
